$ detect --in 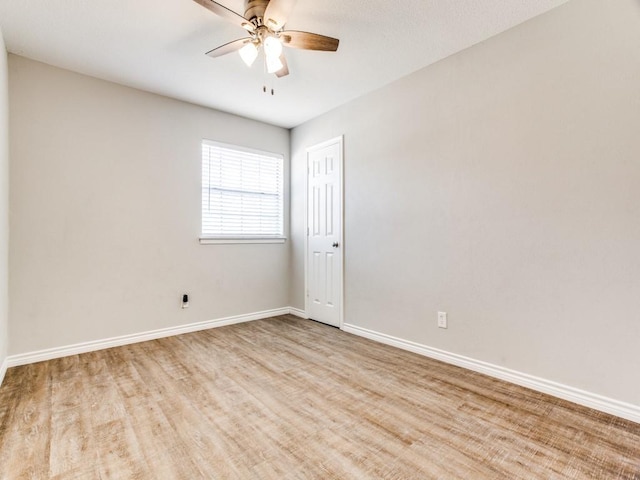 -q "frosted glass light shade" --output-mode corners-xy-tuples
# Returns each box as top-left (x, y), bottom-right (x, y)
(263, 36), (283, 59)
(266, 54), (284, 73)
(239, 42), (259, 66)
